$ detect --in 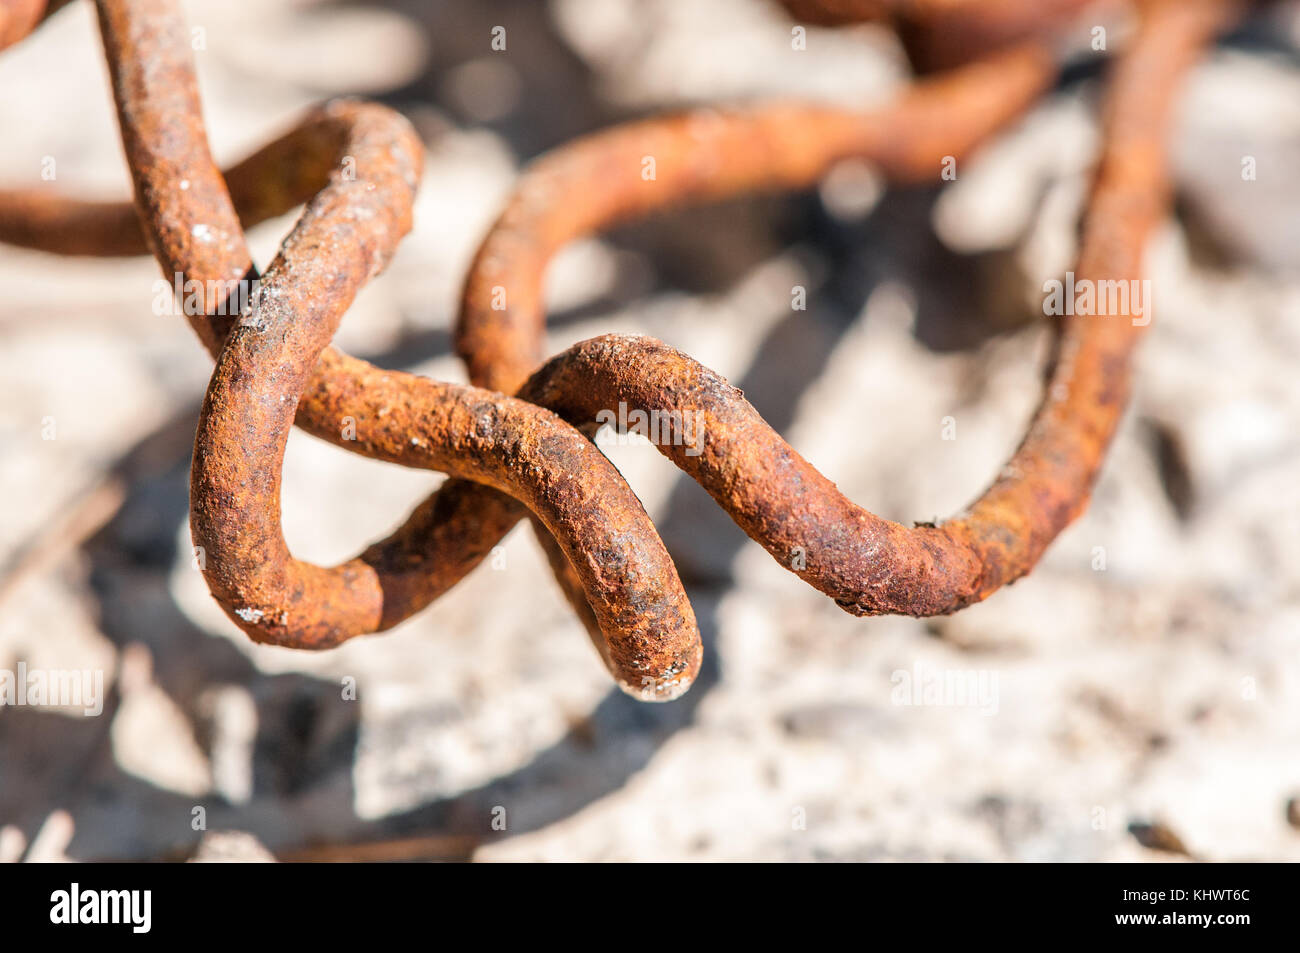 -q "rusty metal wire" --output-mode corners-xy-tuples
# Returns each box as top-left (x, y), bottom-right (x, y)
(0, 0), (1238, 700)
(774, 0), (1108, 71)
